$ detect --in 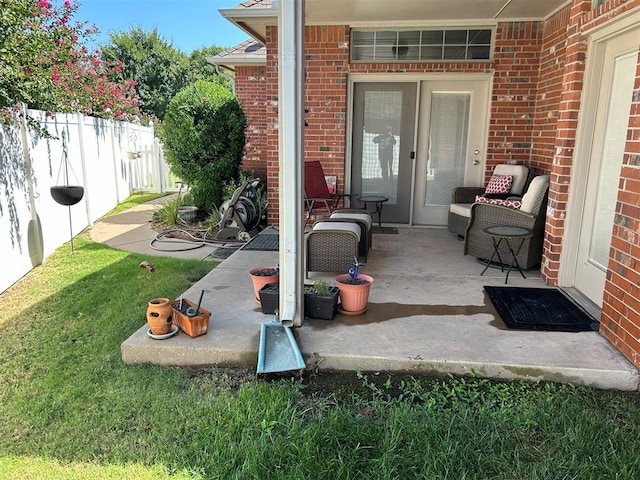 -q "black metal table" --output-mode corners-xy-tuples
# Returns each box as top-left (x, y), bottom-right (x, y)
(357, 195), (389, 228)
(480, 225), (533, 284)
